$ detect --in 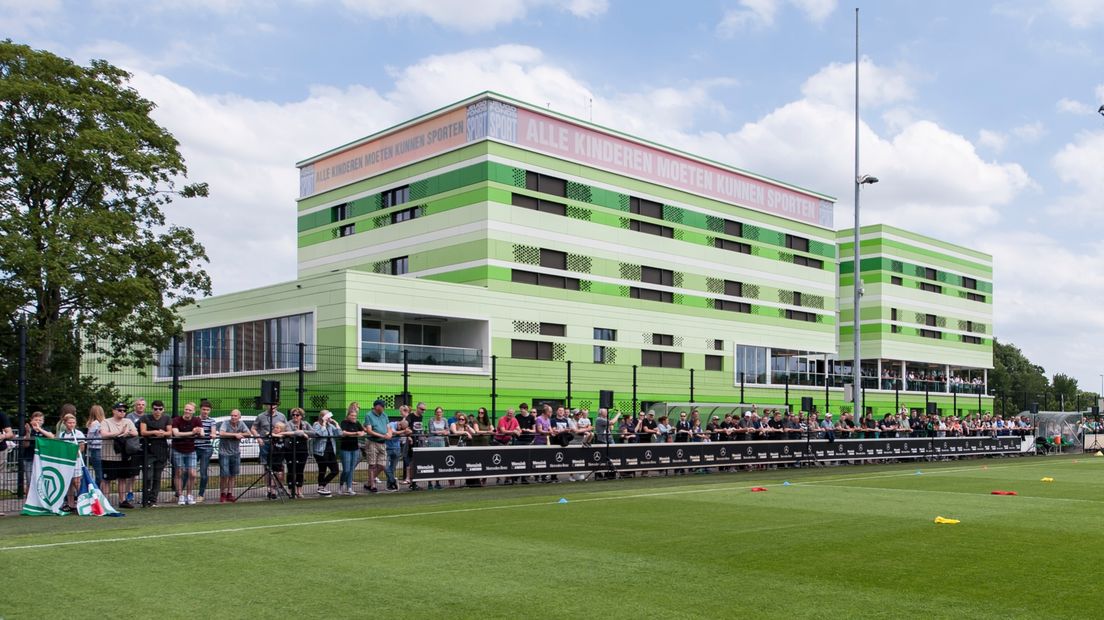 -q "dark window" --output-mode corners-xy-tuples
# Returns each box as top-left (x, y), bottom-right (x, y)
(724, 220), (742, 237)
(629, 197), (664, 219)
(714, 299), (751, 313)
(705, 355), (723, 371)
(891, 276), (903, 286)
(793, 255), (824, 269)
(511, 193), (538, 209)
(962, 335), (983, 345)
(925, 314), (937, 327)
(539, 323), (566, 337)
(331, 203), (347, 223)
(390, 256), (408, 275)
(724, 280), (743, 297)
(391, 207), (419, 224)
(594, 328), (616, 341)
(594, 345), (609, 364)
(652, 333), (673, 346)
(891, 308), (898, 321)
(965, 320), (974, 332)
(339, 223), (355, 237)
(525, 171), (567, 197)
(785, 234), (810, 252)
(642, 349), (683, 368)
(382, 185), (410, 208)
(713, 339), (723, 351)
(923, 267), (938, 280)
(793, 292), (803, 307)
(785, 309), (817, 322)
(967, 292), (985, 302)
(919, 329), (942, 340)
(715, 238), (751, 254)
(919, 282), (942, 294)
(511, 269), (580, 290)
(511, 193), (567, 215)
(962, 276), (977, 290)
(512, 339), (553, 360)
(641, 266), (674, 286)
(630, 219), (674, 238)
(403, 324), (440, 346)
(631, 287), (673, 303)
(540, 249), (567, 270)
